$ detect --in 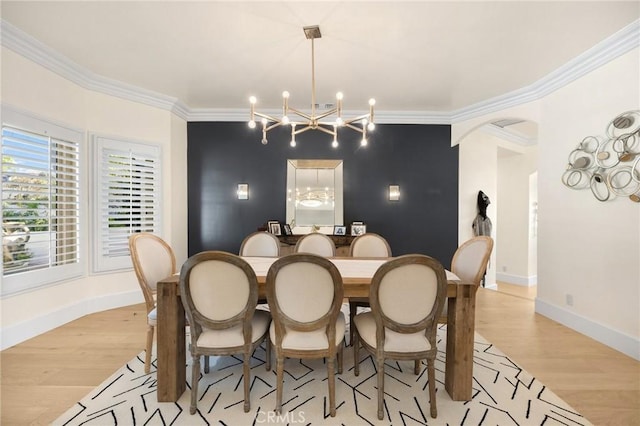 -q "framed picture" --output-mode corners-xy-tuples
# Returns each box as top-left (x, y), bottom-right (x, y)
(283, 224), (292, 235)
(268, 221), (281, 235)
(333, 225), (346, 236)
(351, 223), (367, 236)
